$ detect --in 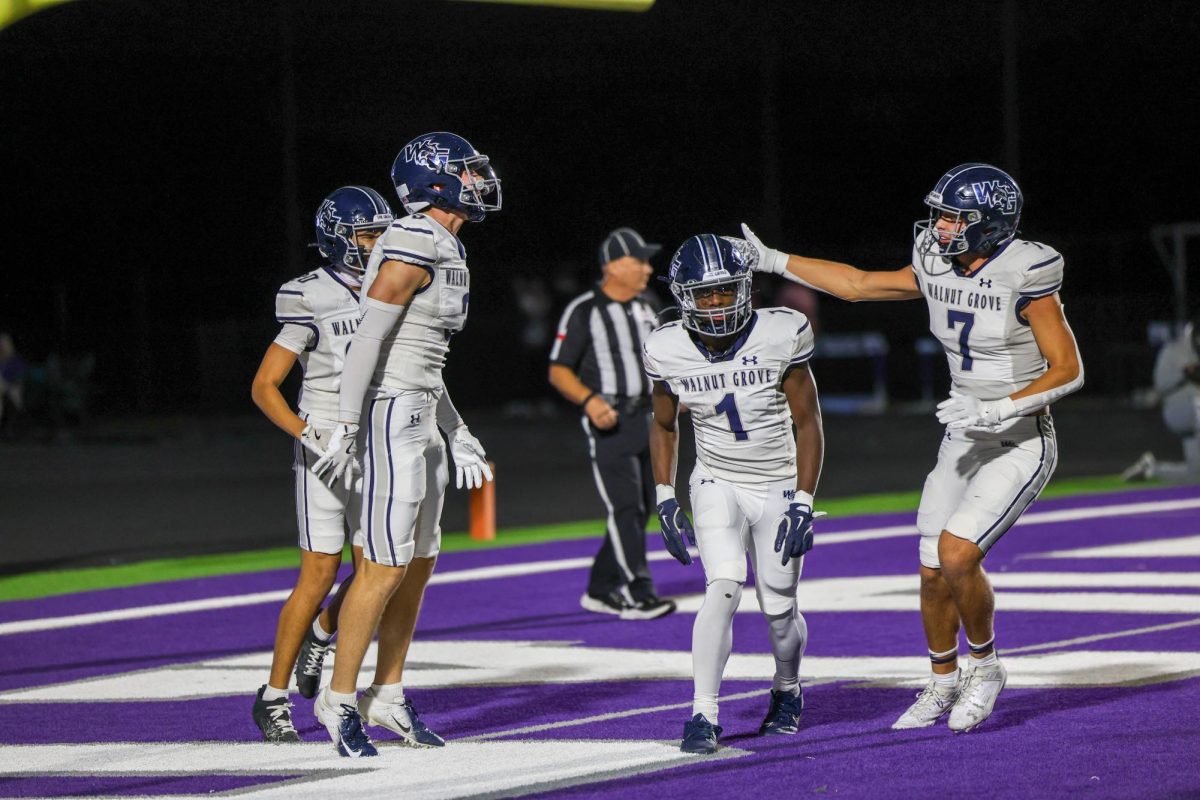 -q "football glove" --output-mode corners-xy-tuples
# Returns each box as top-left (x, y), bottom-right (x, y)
(773, 497), (824, 566)
(299, 424), (327, 459)
(935, 390), (1017, 430)
(449, 425), (493, 490)
(656, 496), (696, 566)
(312, 422), (358, 486)
(739, 223), (789, 277)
